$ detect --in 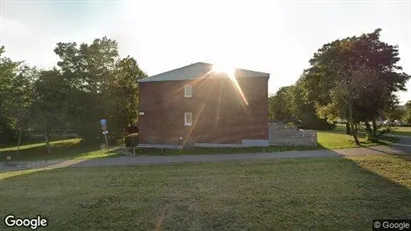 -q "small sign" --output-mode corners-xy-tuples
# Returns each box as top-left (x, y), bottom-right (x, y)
(101, 125), (107, 130)
(100, 119), (107, 126)
(102, 131), (108, 135)
(139, 112), (144, 116)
